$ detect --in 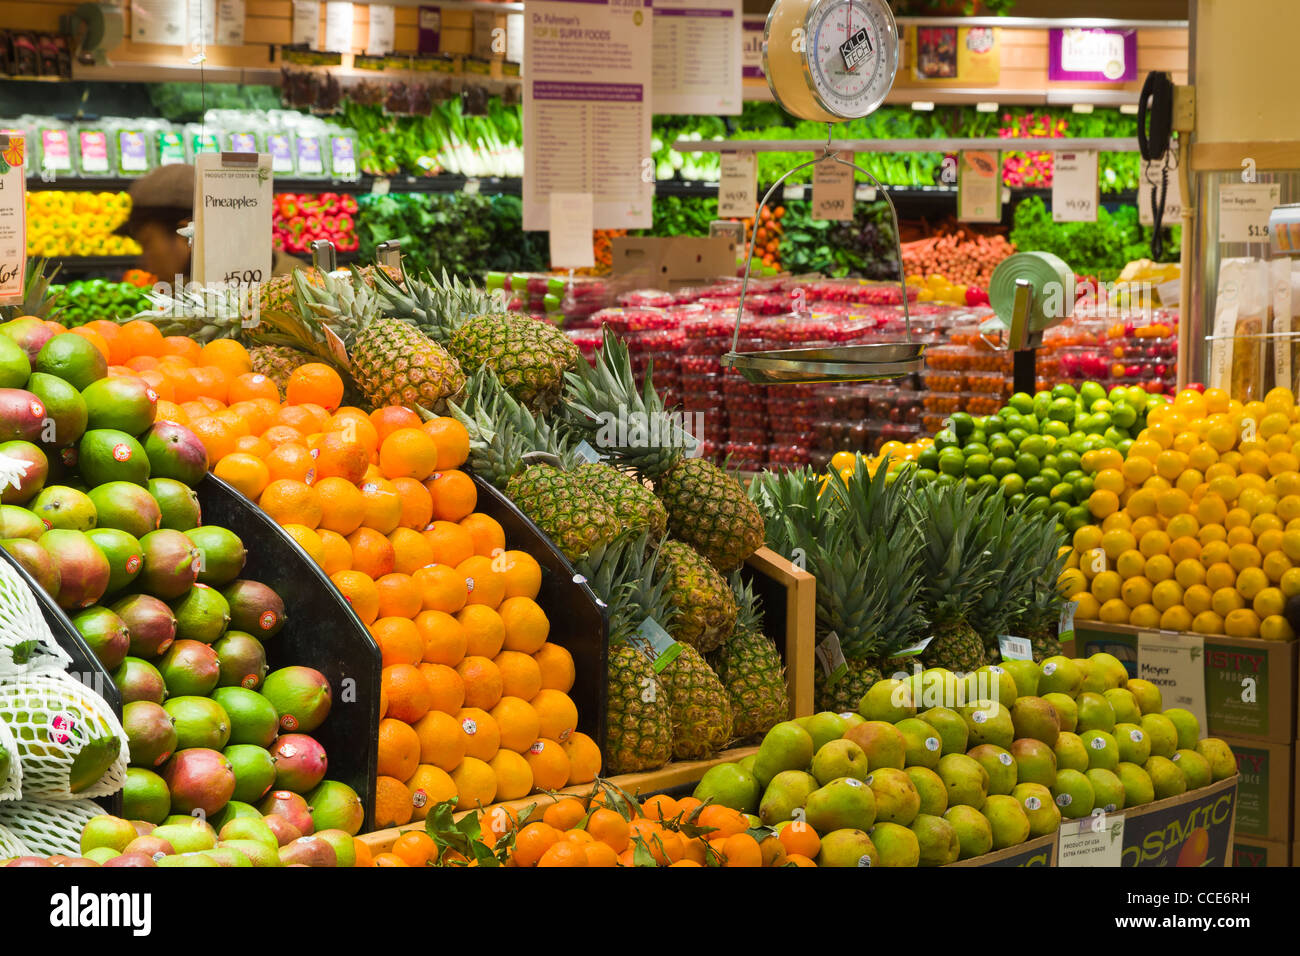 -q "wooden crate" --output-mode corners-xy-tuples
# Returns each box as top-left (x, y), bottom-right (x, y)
(1233, 837), (1291, 867)
(358, 745), (758, 854)
(744, 547), (816, 719)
